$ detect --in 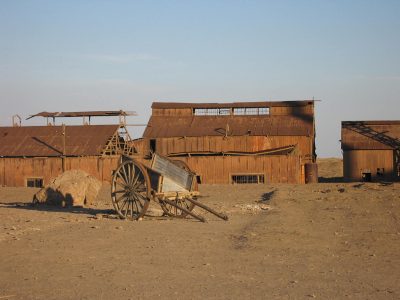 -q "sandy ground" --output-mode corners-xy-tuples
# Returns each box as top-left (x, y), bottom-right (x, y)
(0, 158), (399, 299)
